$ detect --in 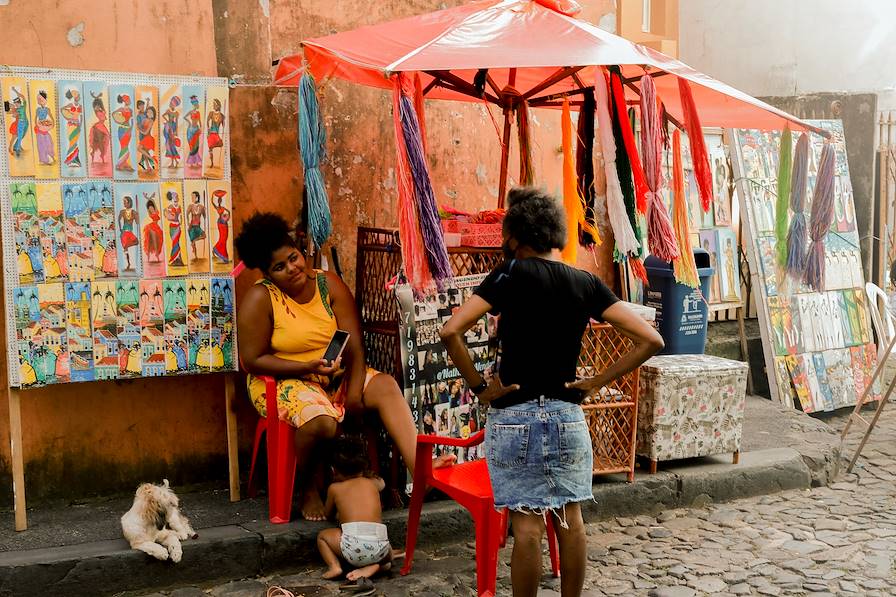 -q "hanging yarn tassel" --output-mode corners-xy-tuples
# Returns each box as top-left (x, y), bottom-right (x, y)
(640, 74), (680, 263)
(577, 89), (597, 245)
(516, 92), (535, 186)
(672, 130), (699, 288)
(608, 70), (647, 284)
(413, 73), (428, 153)
(659, 102), (671, 150)
(391, 79), (432, 291)
(677, 78), (714, 212)
(786, 133), (810, 279)
(396, 80), (452, 283)
(595, 69), (640, 259)
(804, 142), (837, 291)
(298, 72), (333, 249)
(608, 66), (649, 215)
(775, 127), (793, 267)
(561, 99), (583, 264)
